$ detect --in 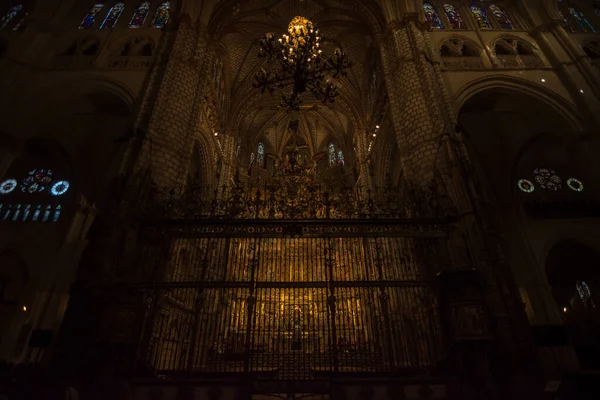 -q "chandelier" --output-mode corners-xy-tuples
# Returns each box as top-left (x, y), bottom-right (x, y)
(253, 16), (350, 111)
